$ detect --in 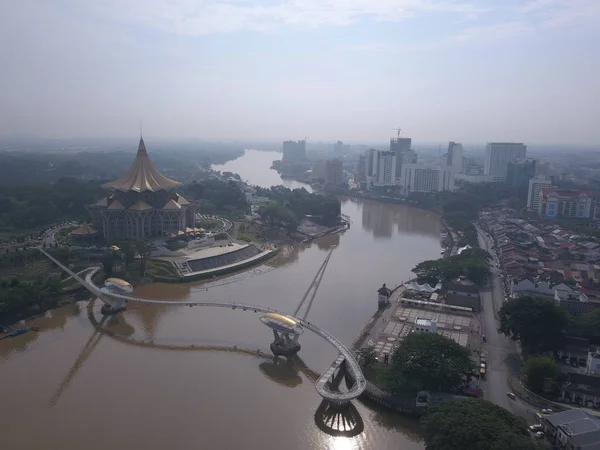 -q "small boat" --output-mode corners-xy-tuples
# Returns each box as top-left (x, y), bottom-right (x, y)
(9, 328), (29, 337)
